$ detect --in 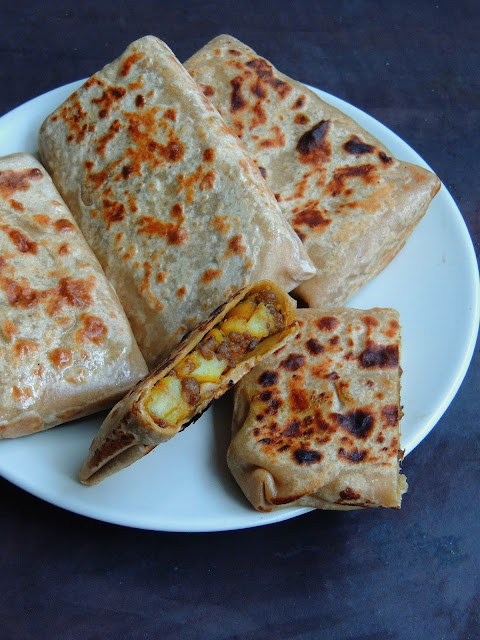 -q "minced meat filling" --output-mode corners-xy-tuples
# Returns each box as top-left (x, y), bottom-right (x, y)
(146, 290), (286, 427)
